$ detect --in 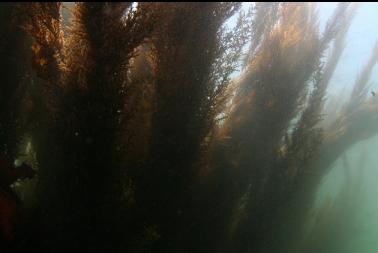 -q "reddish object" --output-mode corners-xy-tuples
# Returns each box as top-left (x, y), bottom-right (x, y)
(0, 154), (36, 244)
(0, 190), (19, 242)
